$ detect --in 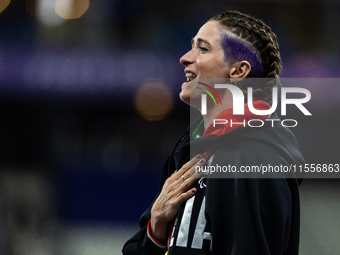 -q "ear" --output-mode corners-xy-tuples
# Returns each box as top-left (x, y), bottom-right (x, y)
(229, 60), (251, 81)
